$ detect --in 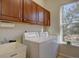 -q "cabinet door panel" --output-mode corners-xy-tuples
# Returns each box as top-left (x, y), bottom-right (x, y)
(44, 10), (50, 26)
(32, 2), (37, 24)
(0, 0), (1, 19)
(0, 0), (1, 15)
(1, 0), (22, 22)
(24, 0), (32, 23)
(37, 6), (44, 25)
(0, 0), (2, 19)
